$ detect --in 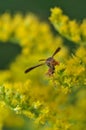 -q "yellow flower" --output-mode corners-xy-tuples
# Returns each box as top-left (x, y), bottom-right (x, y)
(61, 15), (69, 24)
(33, 100), (42, 109)
(35, 115), (46, 125)
(76, 46), (86, 58)
(61, 86), (71, 94)
(14, 105), (22, 113)
(50, 7), (86, 44)
(41, 106), (49, 114)
(68, 20), (81, 42)
(80, 19), (86, 40)
(23, 110), (35, 119)
(59, 23), (69, 35)
(50, 7), (62, 16)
